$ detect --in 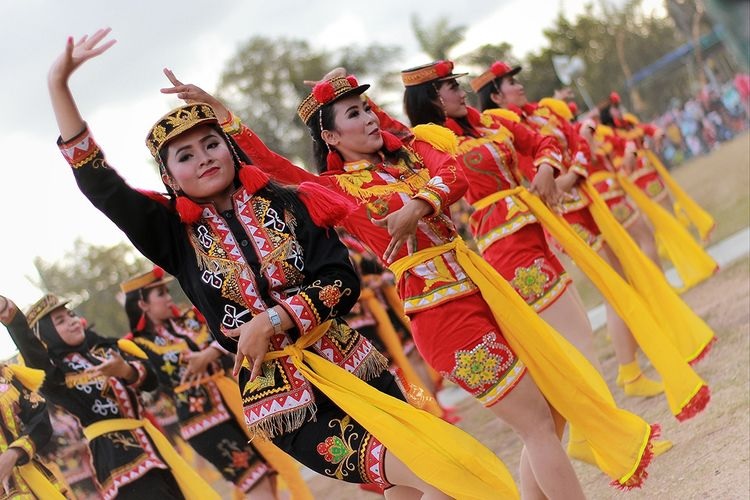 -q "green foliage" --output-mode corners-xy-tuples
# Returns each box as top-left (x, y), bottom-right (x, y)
(32, 239), (151, 338)
(410, 14), (466, 60)
(215, 37), (401, 168)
